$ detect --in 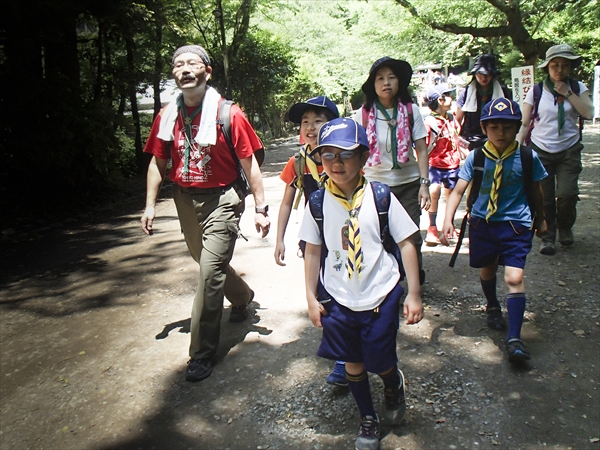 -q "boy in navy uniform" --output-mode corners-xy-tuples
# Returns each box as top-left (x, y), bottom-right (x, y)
(440, 98), (547, 362)
(299, 118), (424, 450)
